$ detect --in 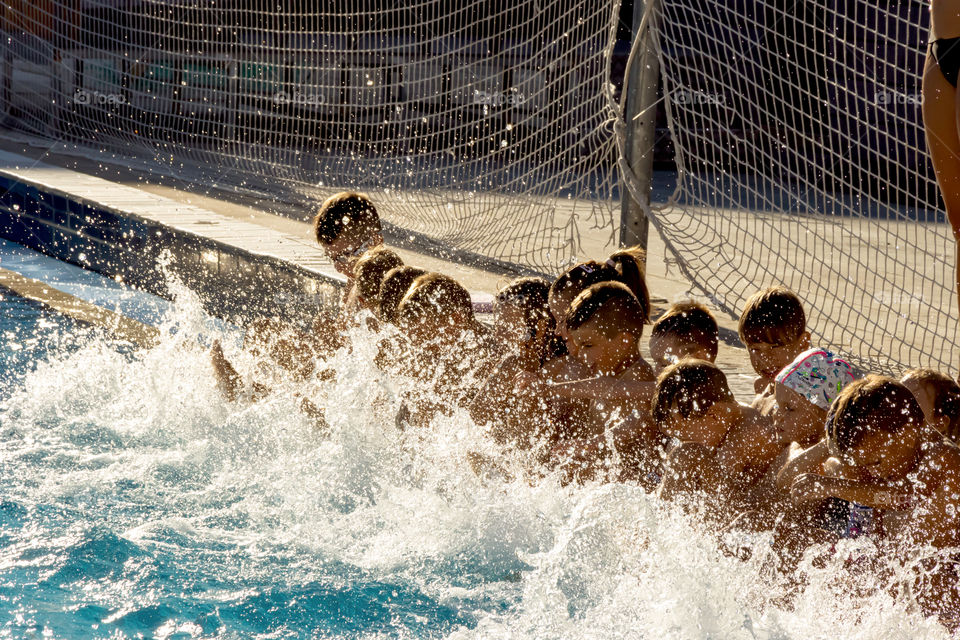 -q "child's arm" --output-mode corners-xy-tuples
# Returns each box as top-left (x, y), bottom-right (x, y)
(469, 357), (518, 426)
(542, 377), (656, 404)
(775, 440), (831, 492)
(211, 340), (243, 401)
(715, 414), (781, 486)
(789, 473), (915, 511)
(660, 442), (721, 499)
